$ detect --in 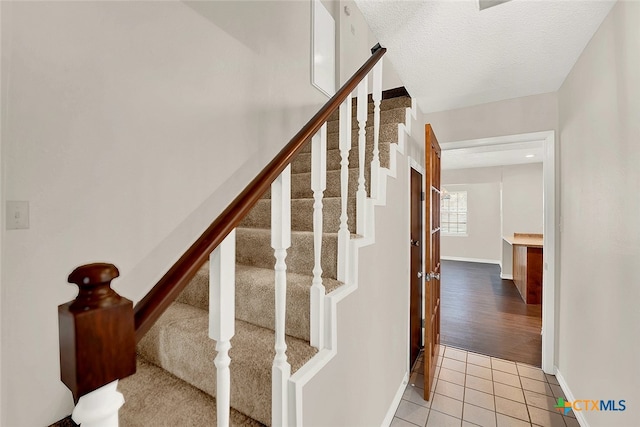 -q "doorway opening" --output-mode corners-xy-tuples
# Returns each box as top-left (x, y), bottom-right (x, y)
(438, 131), (556, 373)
